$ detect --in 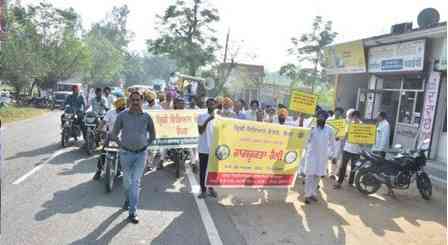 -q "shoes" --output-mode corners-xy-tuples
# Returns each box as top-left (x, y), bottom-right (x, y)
(208, 188), (218, 198)
(122, 200), (129, 210)
(198, 192), (207, 199)
(117, 171), (123, 178)
(93, 171), (101, 180)
(329, 175), (336, 181)
(304, 197), (311, 204)
(128, 214), (139, 224)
